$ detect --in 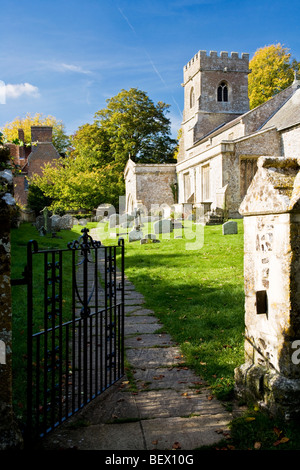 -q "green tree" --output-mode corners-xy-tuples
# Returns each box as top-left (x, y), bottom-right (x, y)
(248, 43), (299, 109)
(91, 88), (177, 165)
(29, 88), (177, 213)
